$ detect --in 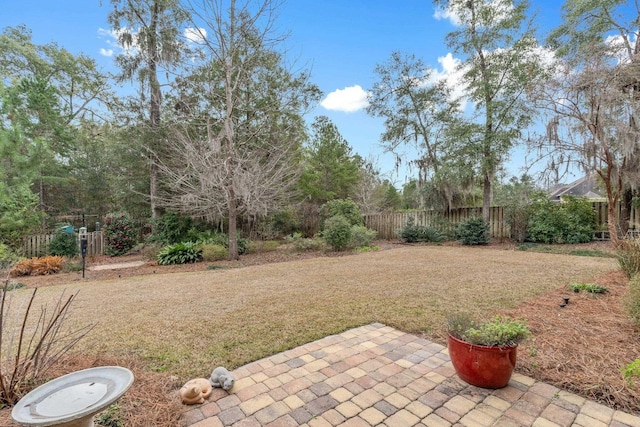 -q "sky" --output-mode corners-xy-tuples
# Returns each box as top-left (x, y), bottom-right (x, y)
(0, 0), (566, 186)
